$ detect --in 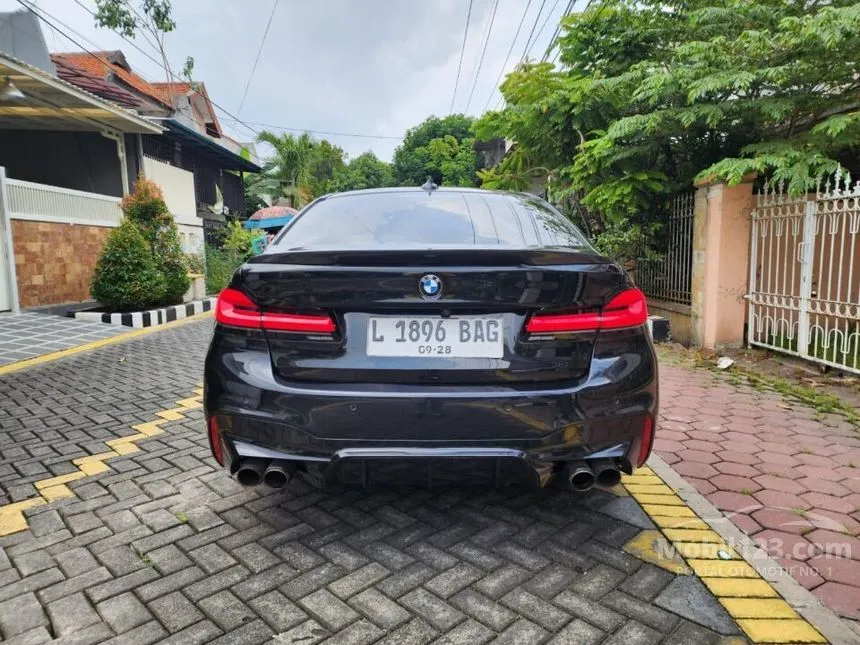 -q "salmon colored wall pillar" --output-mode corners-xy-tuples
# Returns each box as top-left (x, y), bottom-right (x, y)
(690, 176), (755, 348)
